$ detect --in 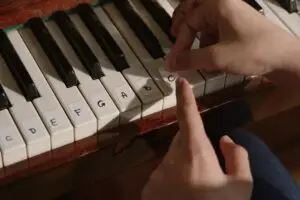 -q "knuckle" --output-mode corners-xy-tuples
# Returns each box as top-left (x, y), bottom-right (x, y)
(209, 47), (226, 69)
